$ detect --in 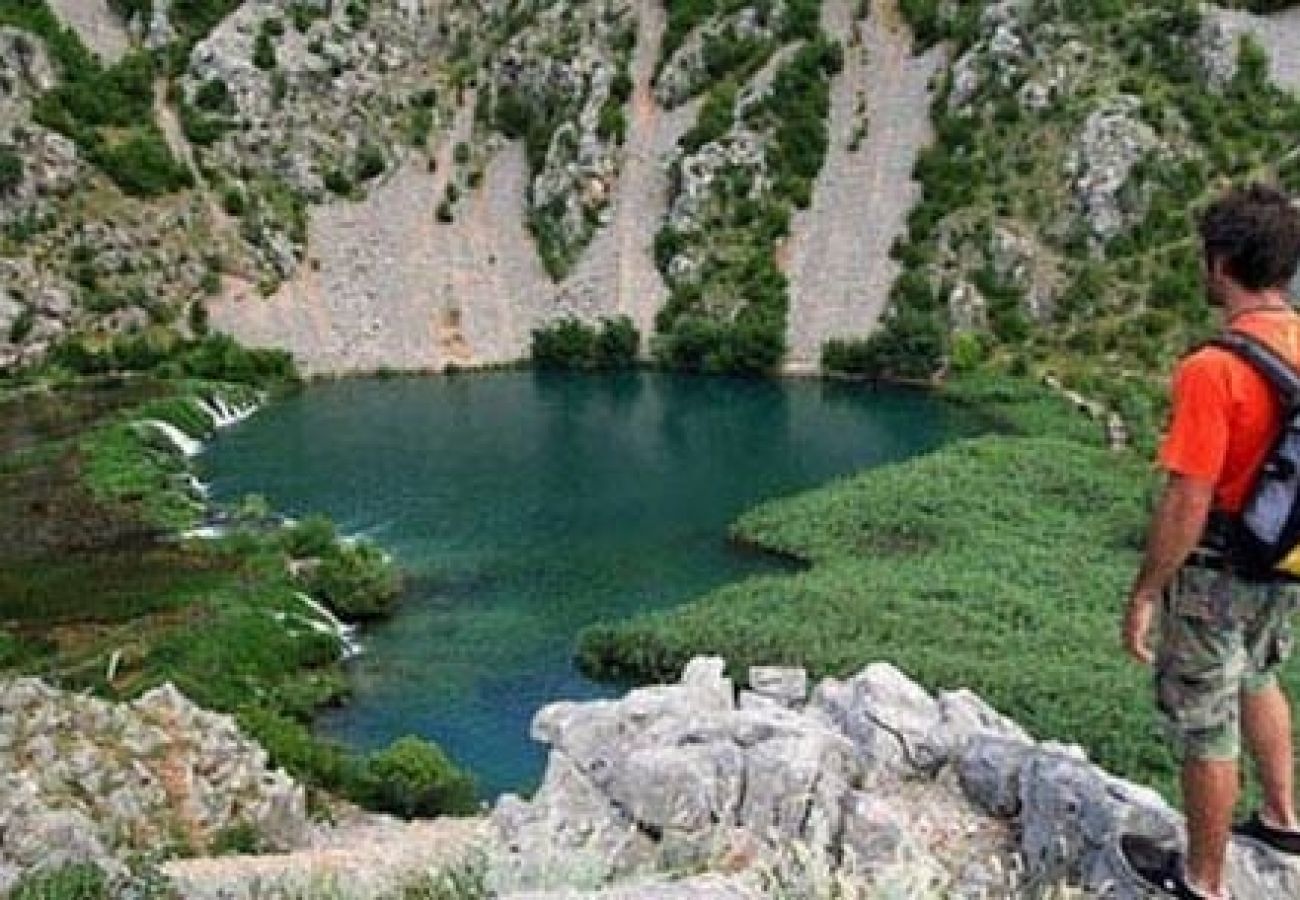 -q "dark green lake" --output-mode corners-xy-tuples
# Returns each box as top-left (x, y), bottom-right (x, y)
(203, 372), (963, 796)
